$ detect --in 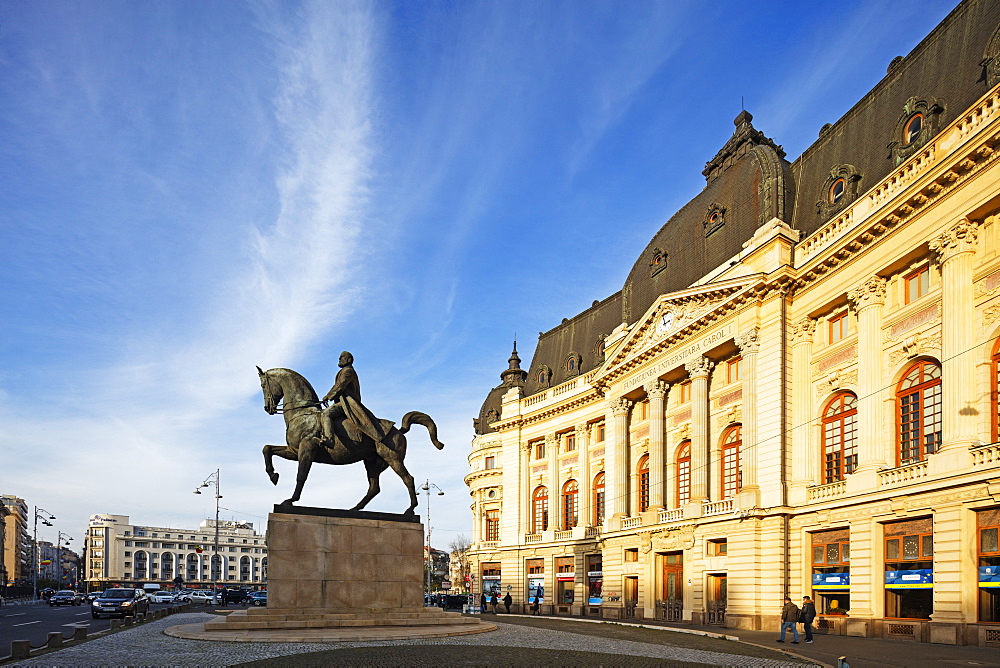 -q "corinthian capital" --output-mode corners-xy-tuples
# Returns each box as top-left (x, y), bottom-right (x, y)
(684, 355), (714, 378)
(847, 276), (886, 311)
(791, 318), (816, 345)
(735, 327), (760, 355)
(645, 380), (668, 401)
(610, 397), (632, 417)
(929, 218), (979, 263)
